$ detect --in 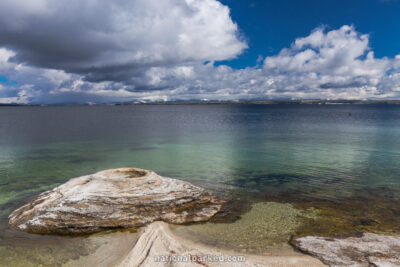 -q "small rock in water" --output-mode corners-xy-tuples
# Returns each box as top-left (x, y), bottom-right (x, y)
(292, 233), (400, 266)
(9, 168), (223, 234)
